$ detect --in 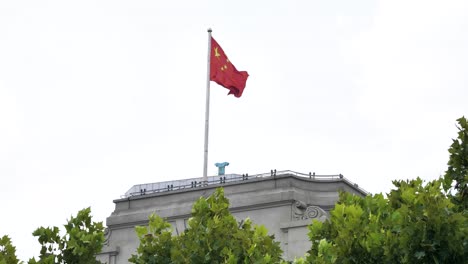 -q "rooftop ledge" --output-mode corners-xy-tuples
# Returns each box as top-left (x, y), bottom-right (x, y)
(122, 170), (368, 198)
